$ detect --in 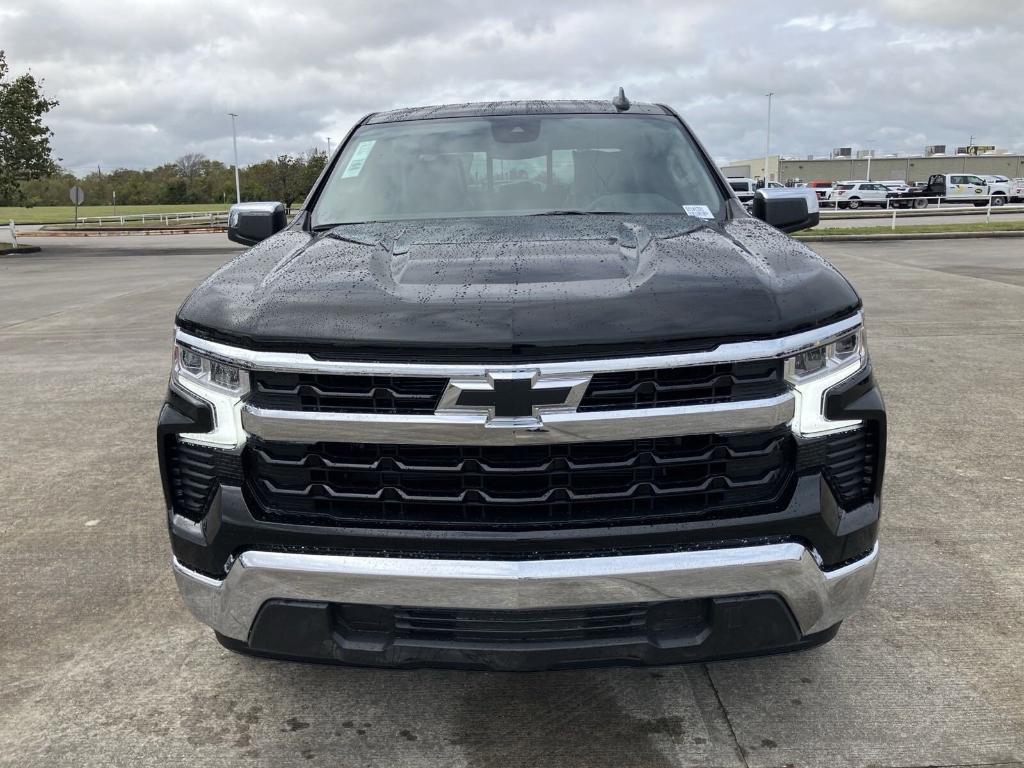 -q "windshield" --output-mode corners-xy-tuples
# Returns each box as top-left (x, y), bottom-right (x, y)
(311, 114), (724, 227)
